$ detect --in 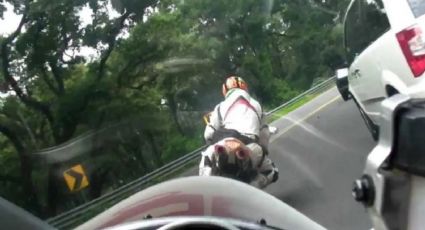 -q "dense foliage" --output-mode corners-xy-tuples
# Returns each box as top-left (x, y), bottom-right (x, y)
(0, 0), (349, 218)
